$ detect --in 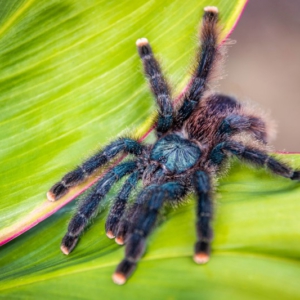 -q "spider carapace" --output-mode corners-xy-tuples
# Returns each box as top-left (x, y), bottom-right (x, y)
(47, 6), (300, 285)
